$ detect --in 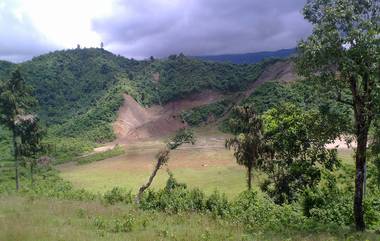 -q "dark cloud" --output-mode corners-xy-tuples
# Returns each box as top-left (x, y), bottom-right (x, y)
(0, 0), (57, 62)
(93, 0), (311, 58)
